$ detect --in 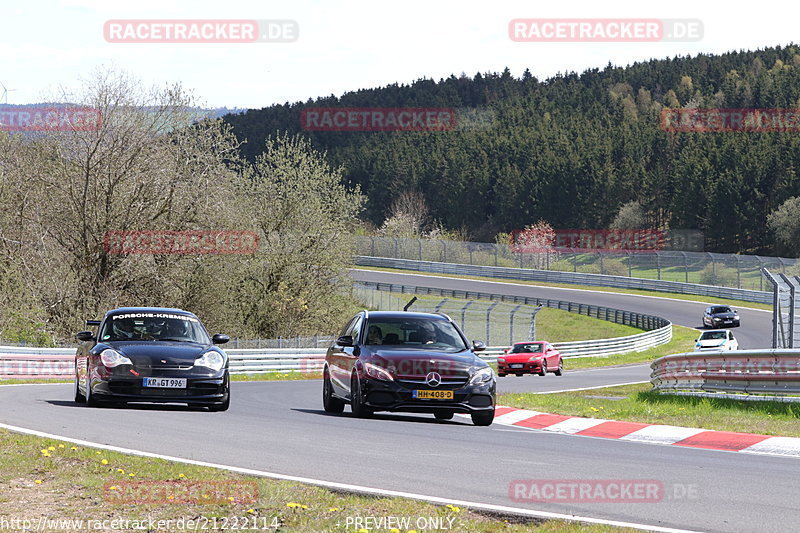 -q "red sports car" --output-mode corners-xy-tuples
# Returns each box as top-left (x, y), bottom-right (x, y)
(497, 341), (563, 377)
